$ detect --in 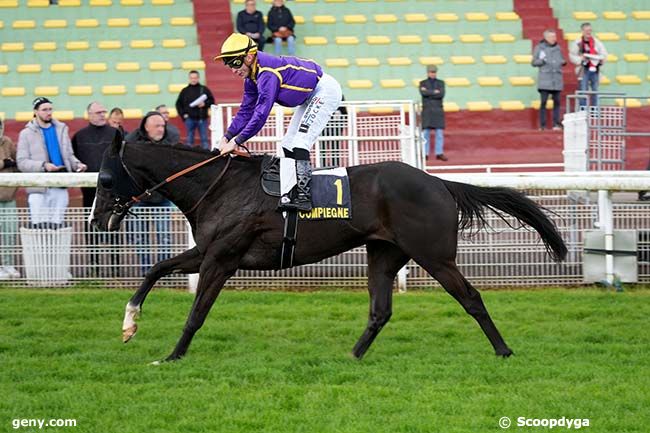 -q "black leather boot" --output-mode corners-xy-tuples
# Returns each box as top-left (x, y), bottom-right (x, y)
(279, 149), (312, 212)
